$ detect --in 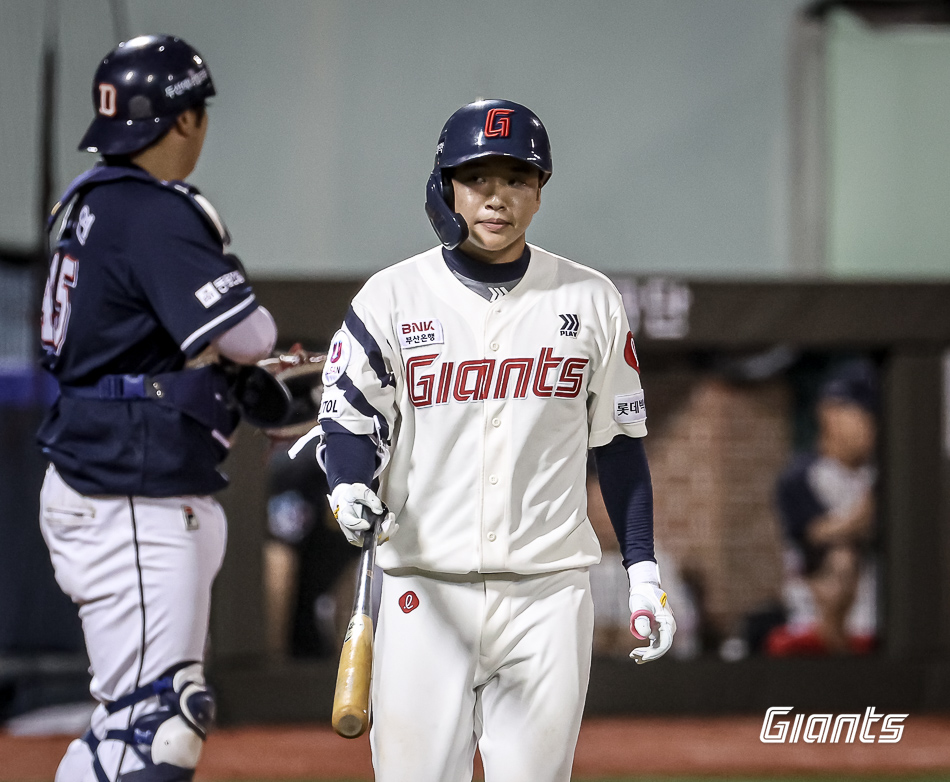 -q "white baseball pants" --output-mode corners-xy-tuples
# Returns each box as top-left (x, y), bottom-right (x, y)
(371, 568), (594, 782)
(38, 465), (227, 781)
